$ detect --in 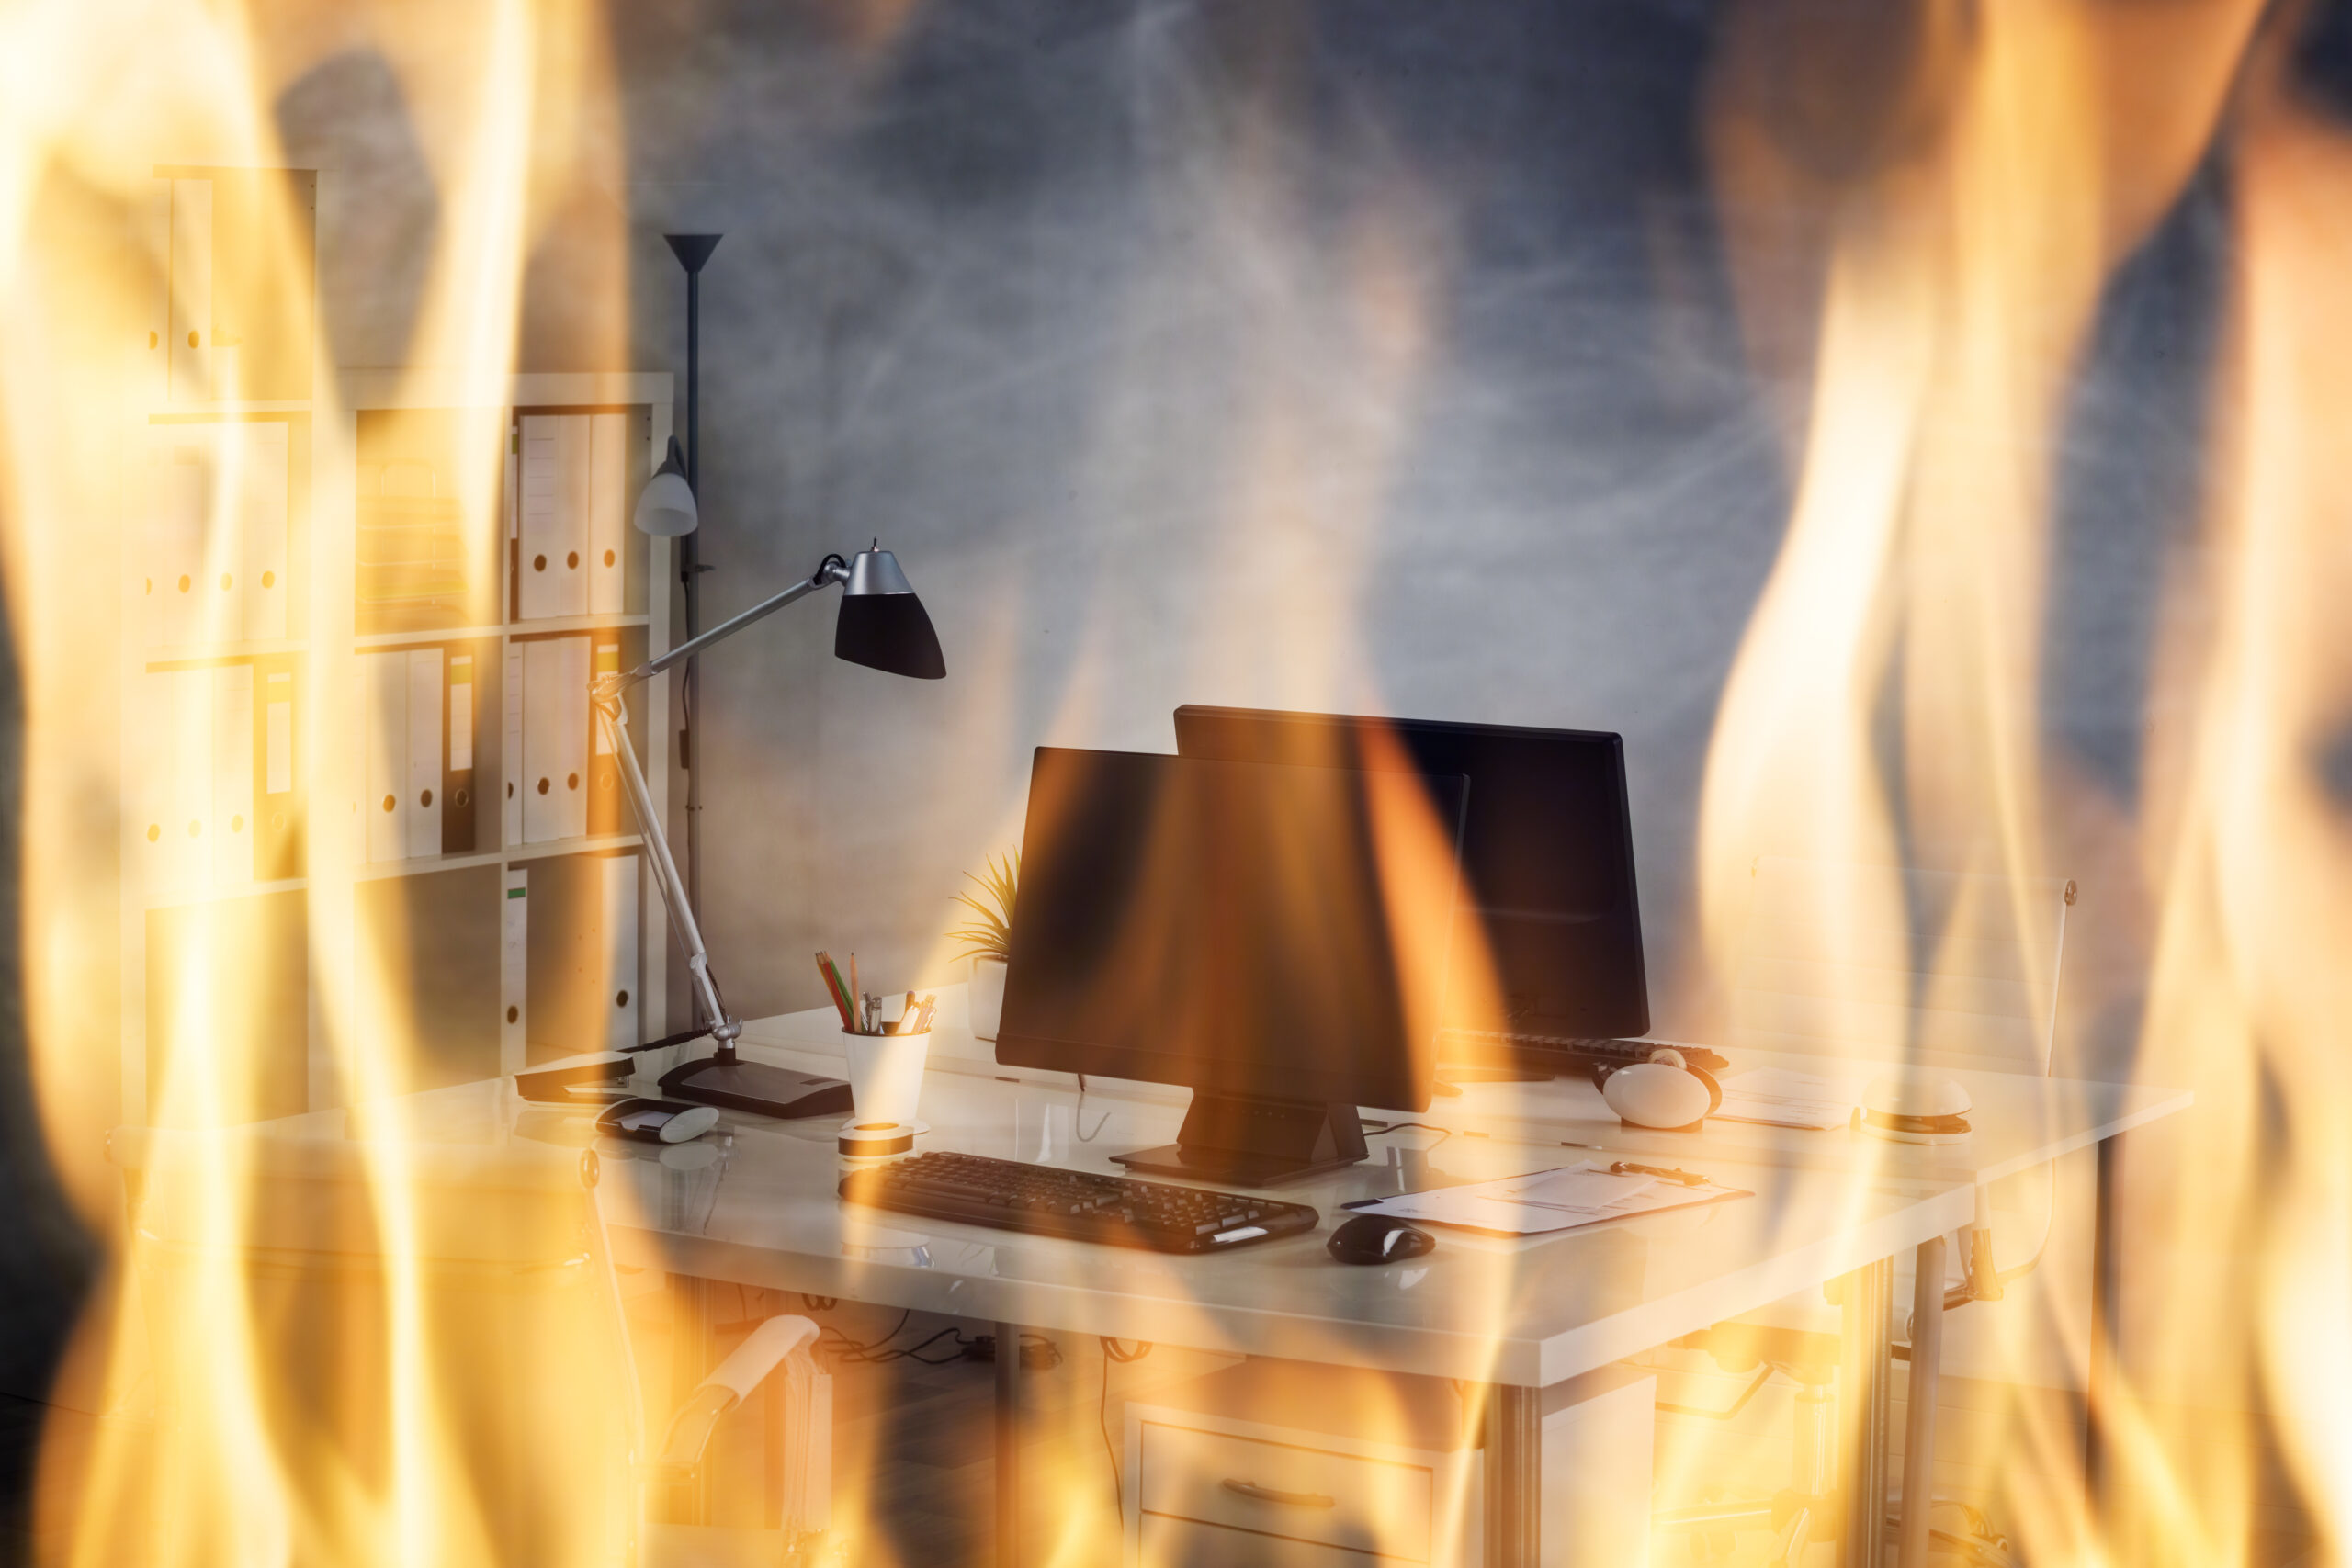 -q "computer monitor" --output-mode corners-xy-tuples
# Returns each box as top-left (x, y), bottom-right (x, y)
(995, 746), (1468, 1186)
(1173, 706), (1649, 1066)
